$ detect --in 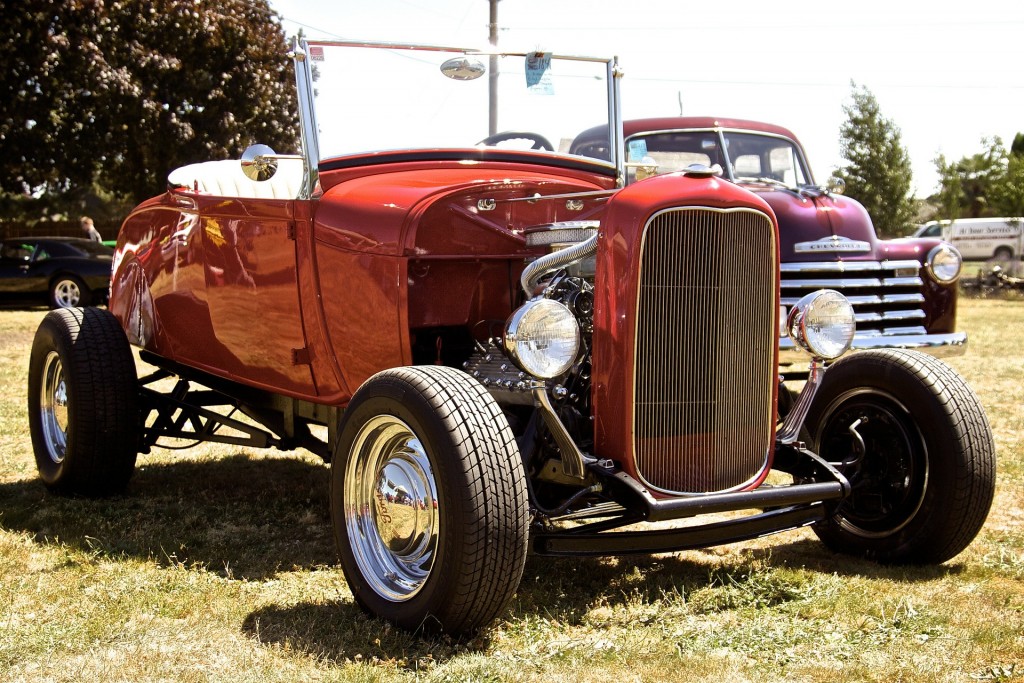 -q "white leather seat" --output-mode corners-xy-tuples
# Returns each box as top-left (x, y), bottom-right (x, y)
(167, 158), (304, 199)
